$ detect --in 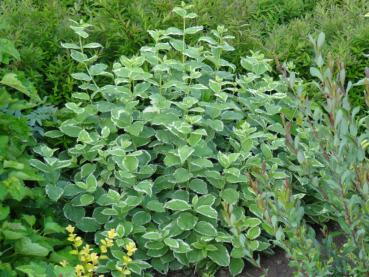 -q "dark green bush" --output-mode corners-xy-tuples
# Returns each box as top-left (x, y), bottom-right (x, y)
(1, 0), (368, 106)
